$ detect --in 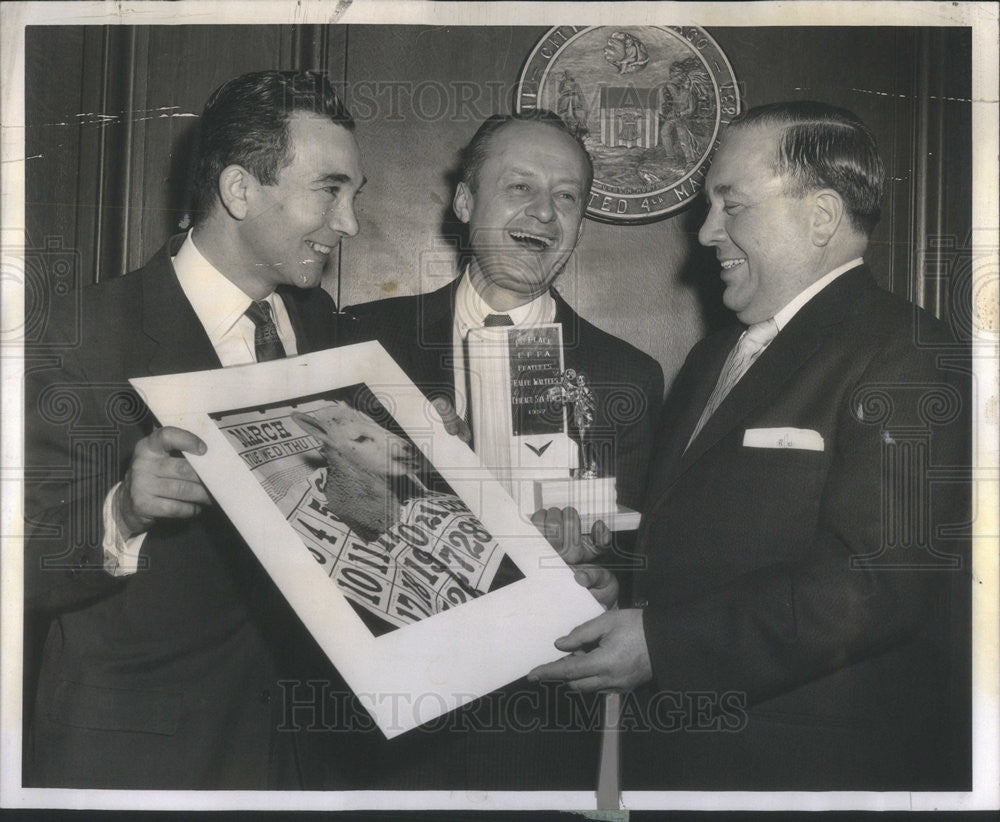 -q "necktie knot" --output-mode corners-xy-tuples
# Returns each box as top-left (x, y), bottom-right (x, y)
(244, 299), (286, 362)
(483, 313), (514, 328)
(686, 317), (778, 449)
(245, 300), (274, 327)
(742, 318), (779, 349)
